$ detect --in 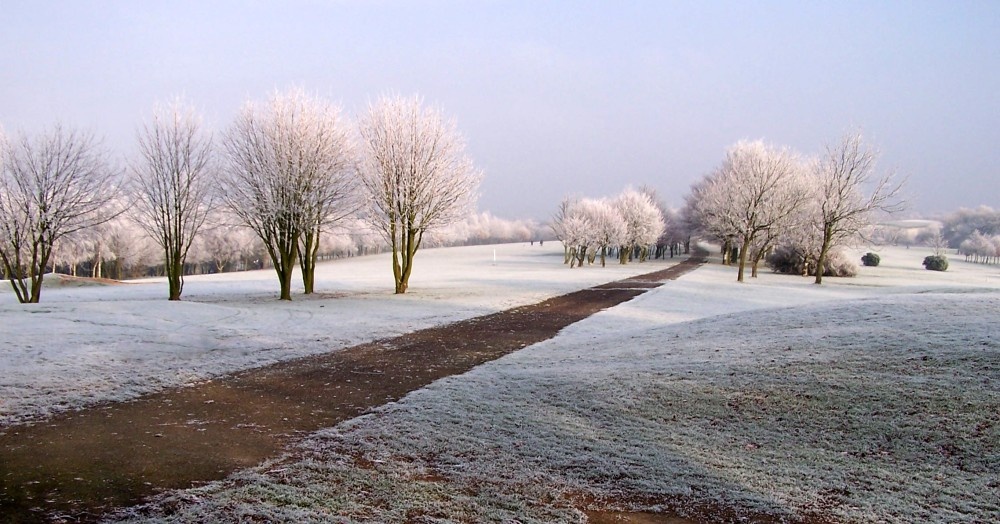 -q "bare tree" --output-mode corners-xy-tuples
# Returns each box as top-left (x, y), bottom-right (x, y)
(0, 125), (120, 303)
(130, 100), (215, 300)
(221, 89), (357, 300)
(813, 132), (904, 284)
(357, 94), (481, 294)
